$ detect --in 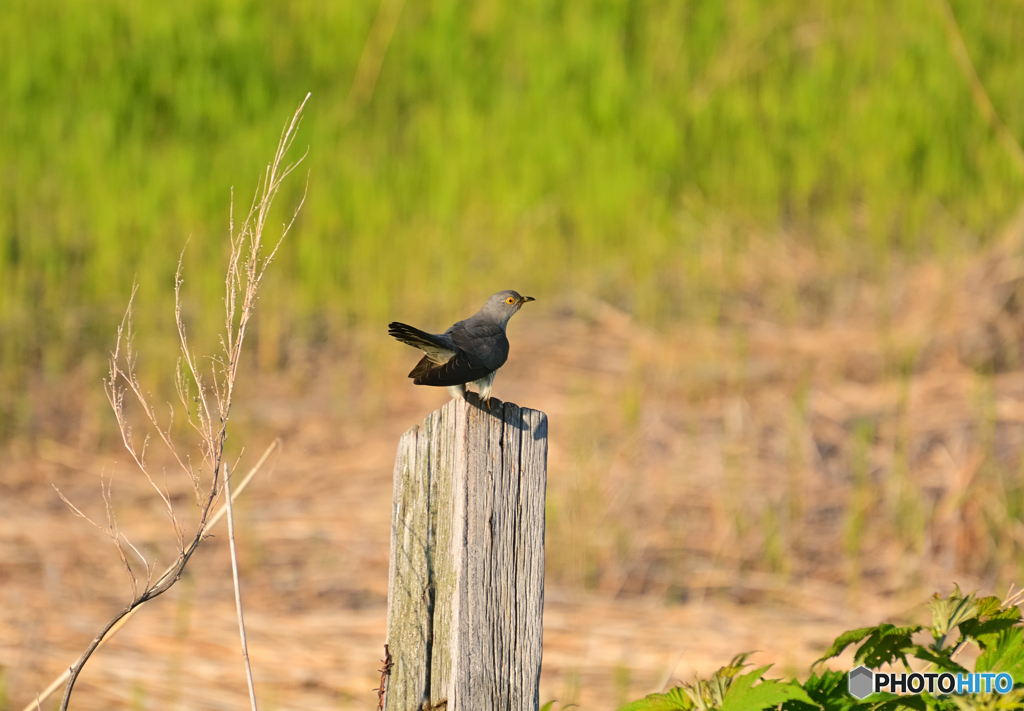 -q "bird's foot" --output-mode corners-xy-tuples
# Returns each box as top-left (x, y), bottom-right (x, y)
(482, 397), (491, 410)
